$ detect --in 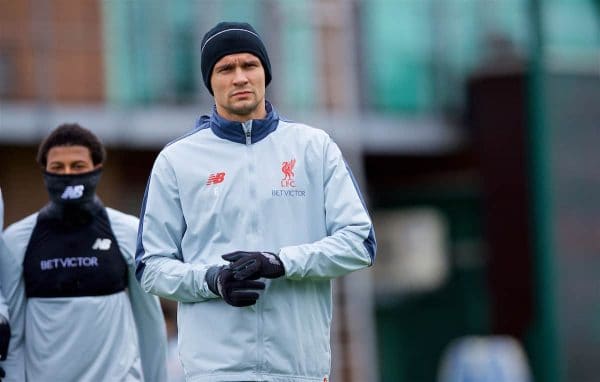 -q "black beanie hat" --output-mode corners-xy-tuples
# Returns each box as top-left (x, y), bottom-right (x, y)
(201, 21), (272, 95)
